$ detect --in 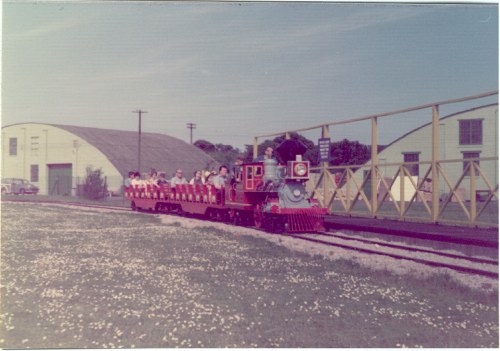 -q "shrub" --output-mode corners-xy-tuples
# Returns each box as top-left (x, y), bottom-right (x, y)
(82, 167), (107, 200)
